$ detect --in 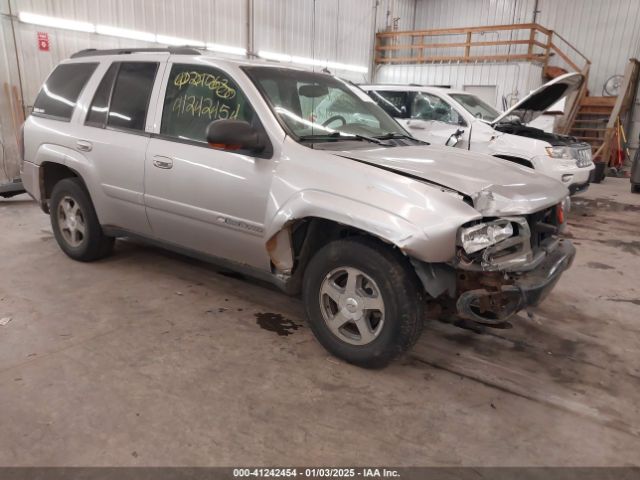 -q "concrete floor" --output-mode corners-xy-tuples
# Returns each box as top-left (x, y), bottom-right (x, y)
(1, 178), (639, 466)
